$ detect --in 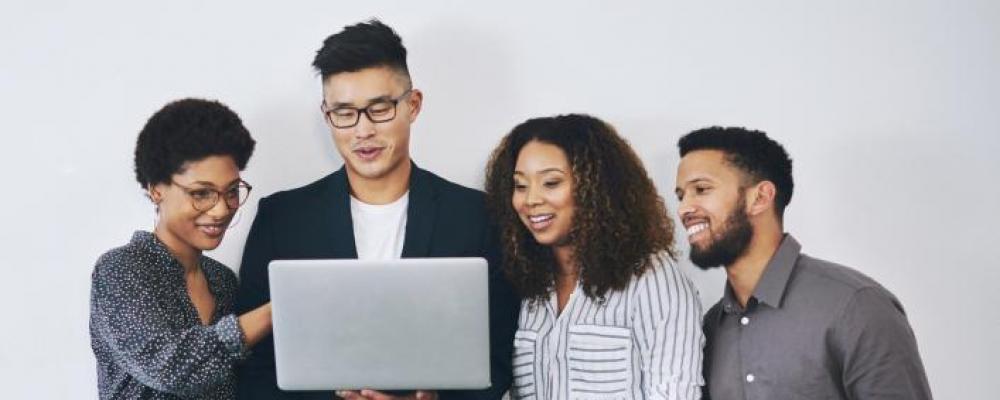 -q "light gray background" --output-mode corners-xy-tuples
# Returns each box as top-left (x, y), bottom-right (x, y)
(1, 1), (997, 398)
